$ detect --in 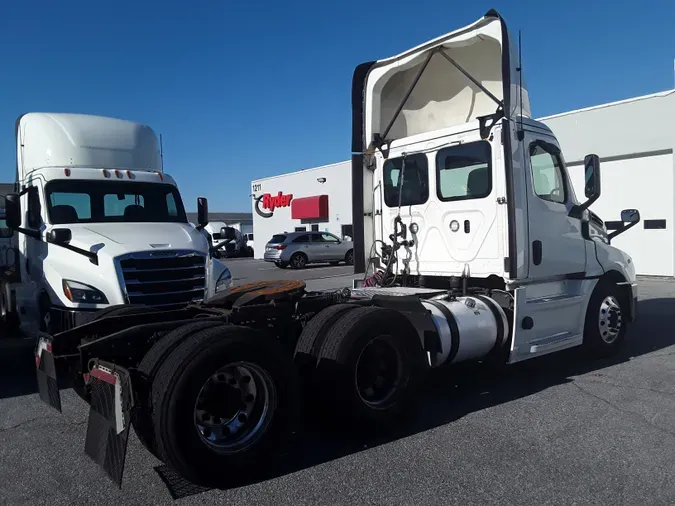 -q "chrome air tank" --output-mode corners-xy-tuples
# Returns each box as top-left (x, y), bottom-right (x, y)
(421, 295), (510, 368)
